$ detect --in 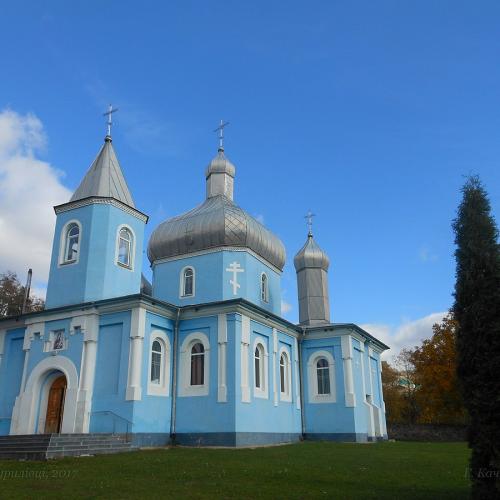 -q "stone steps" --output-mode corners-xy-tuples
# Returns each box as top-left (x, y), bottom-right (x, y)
(0, 433), (137, 460)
